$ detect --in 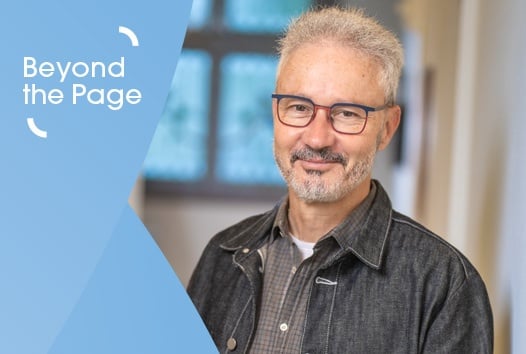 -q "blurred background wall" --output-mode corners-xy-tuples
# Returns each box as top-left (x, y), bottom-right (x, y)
(129, 0), (526, 353)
